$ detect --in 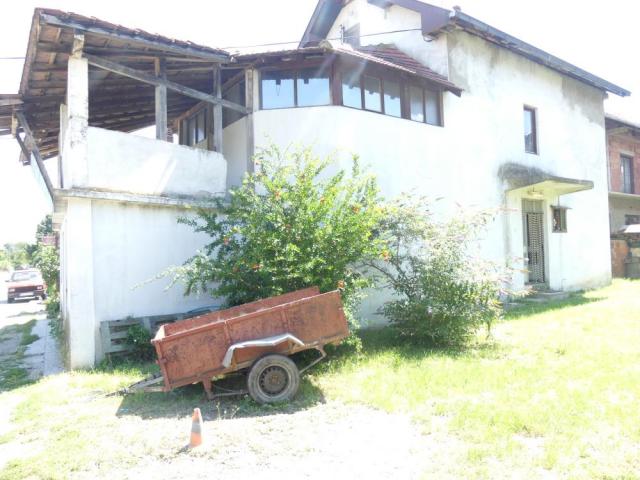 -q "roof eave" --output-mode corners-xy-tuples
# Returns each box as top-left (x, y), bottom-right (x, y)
(448, 11), (631, 98)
